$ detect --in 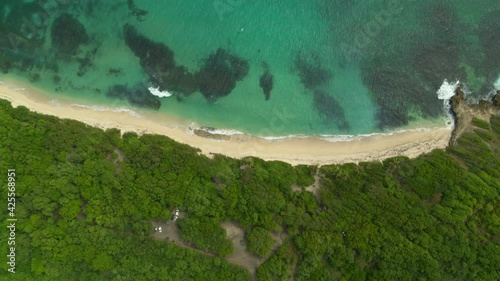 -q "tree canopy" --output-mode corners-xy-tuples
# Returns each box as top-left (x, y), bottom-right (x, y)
(0, 99), (498, 280)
